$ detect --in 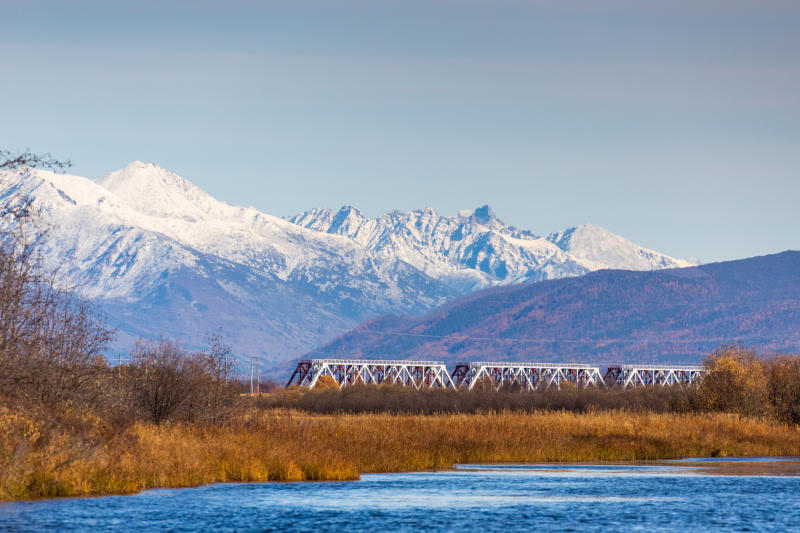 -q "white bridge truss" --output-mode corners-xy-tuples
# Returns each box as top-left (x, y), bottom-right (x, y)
(451, 362), (605, 390)
(287, 359), (707, 390)
(286, 359), (456, 389)
(605, 364), (705, 388)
